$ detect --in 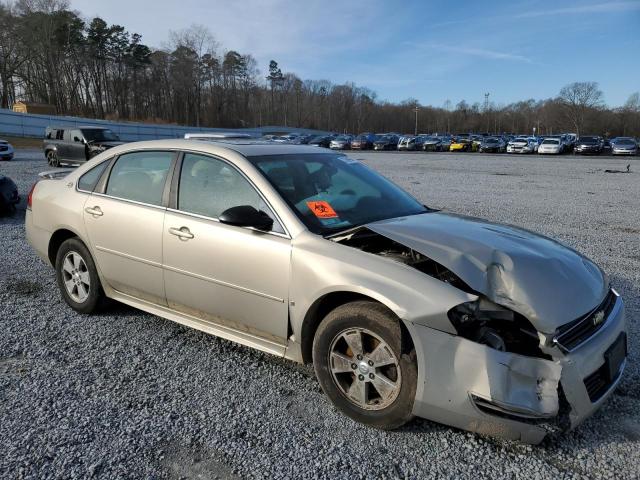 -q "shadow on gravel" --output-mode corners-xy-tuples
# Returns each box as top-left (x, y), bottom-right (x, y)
(159, 442), (241, 480)
(5, 279), (42, 296)
(0, 204), (26, 225)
